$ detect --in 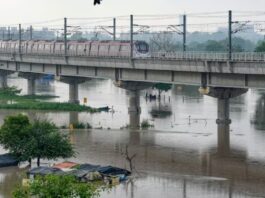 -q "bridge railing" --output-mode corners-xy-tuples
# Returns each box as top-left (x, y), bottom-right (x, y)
(150, 52), (265, 62)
